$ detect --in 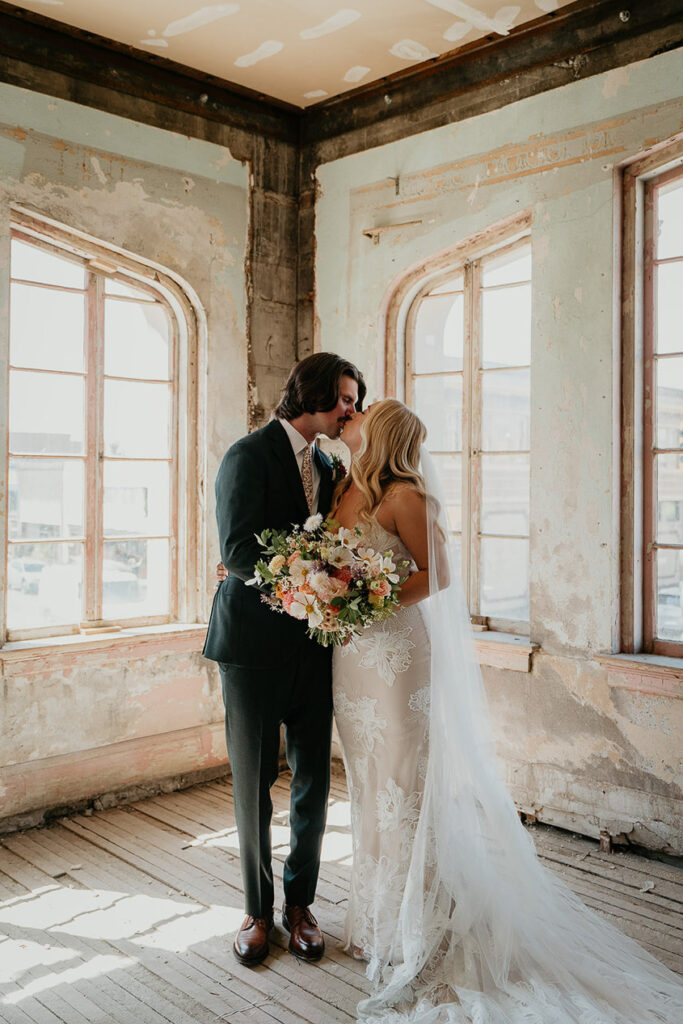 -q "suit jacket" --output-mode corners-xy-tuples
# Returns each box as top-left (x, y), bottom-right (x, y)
(202, 419), (335, 667)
